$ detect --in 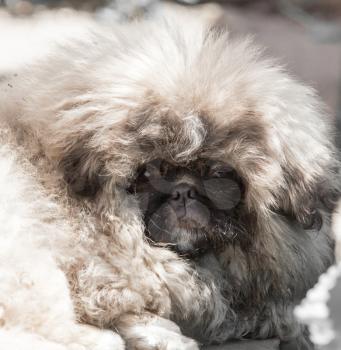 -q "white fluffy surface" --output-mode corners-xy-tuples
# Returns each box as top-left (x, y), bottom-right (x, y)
(0, 10), (123, 347)
(295, 264), (340, 346)
(0, 9), (94, 73)
(0, 138), (124, 349)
